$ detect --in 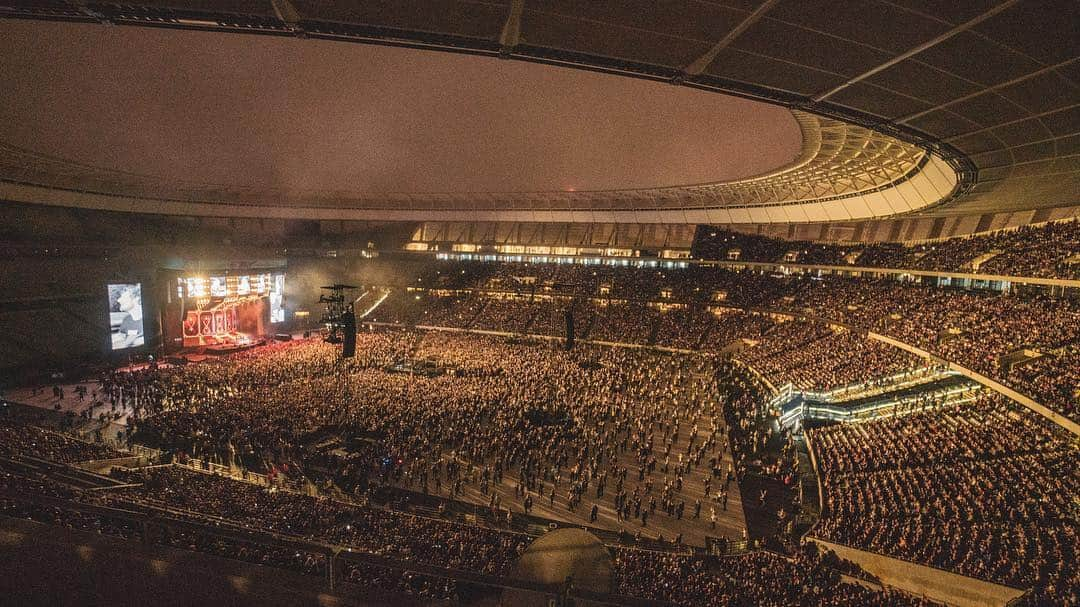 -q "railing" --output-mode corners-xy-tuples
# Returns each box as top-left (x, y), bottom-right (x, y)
(128, 443), (163, 461)
(704, 536), (752, 556)
(0, 488), (666, 607)
(372, 483), (690, 555)
(801, 364), (947, 402)
(172, 457), (311, 495)
(802, 434), (824, 514)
